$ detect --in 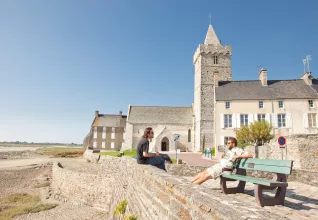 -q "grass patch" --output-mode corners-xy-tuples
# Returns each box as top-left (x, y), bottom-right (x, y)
(170, 157), (177, 164)
(36, 148), (84, 158)
(34, 182), (50, 188)
(0, 193), (57, 220)
(100, 150), (137, 157)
